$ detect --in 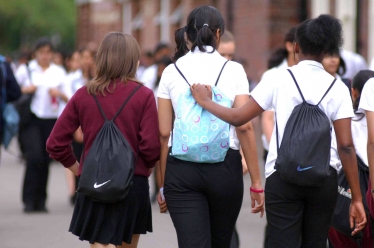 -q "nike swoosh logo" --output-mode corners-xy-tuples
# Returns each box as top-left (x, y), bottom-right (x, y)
(297, 166), (314, 172)
(94, 180), (111, 188)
